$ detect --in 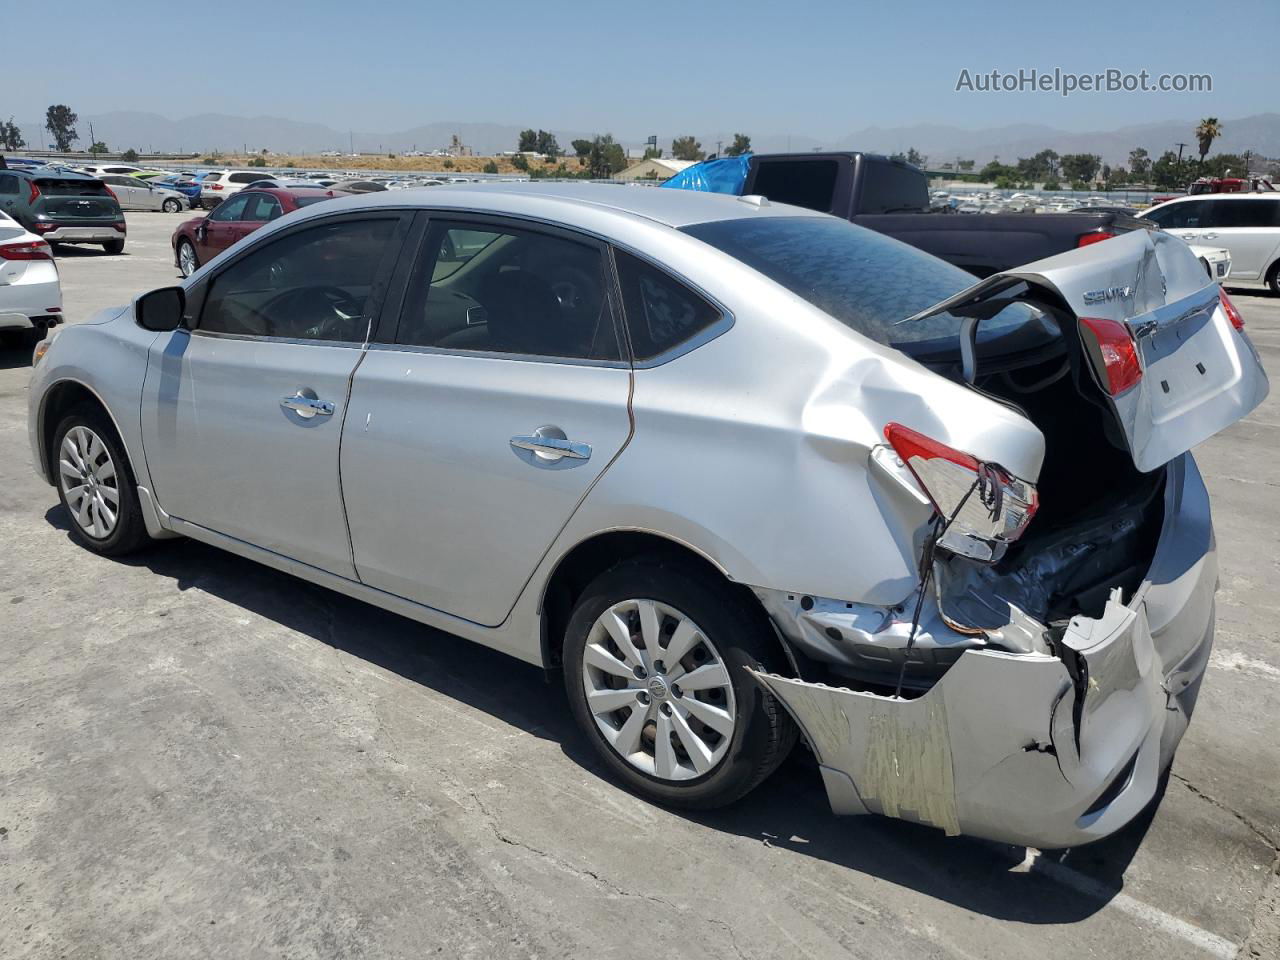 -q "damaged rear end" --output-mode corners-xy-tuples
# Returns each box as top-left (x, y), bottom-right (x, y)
(752, 230), (1267, 848)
